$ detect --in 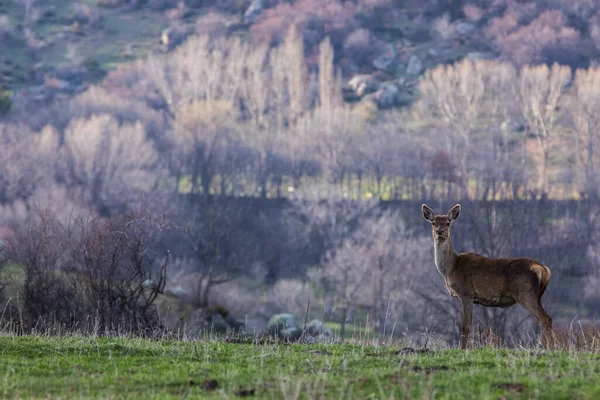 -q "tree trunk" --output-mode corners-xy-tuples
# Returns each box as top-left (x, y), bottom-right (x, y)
(201, 168), (212, 196)
(202, 281), (213, 308)
(357, 171), (363, 199)
(339, 307), (347, 342)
